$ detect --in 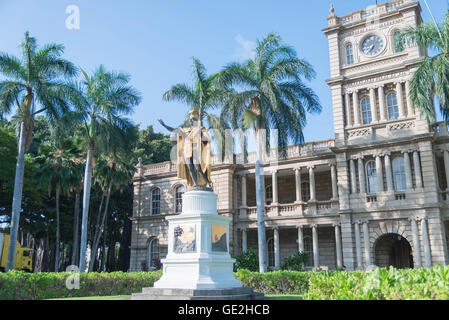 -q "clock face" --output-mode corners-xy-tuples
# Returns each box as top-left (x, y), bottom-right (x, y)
(361, 35), (384, 56)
